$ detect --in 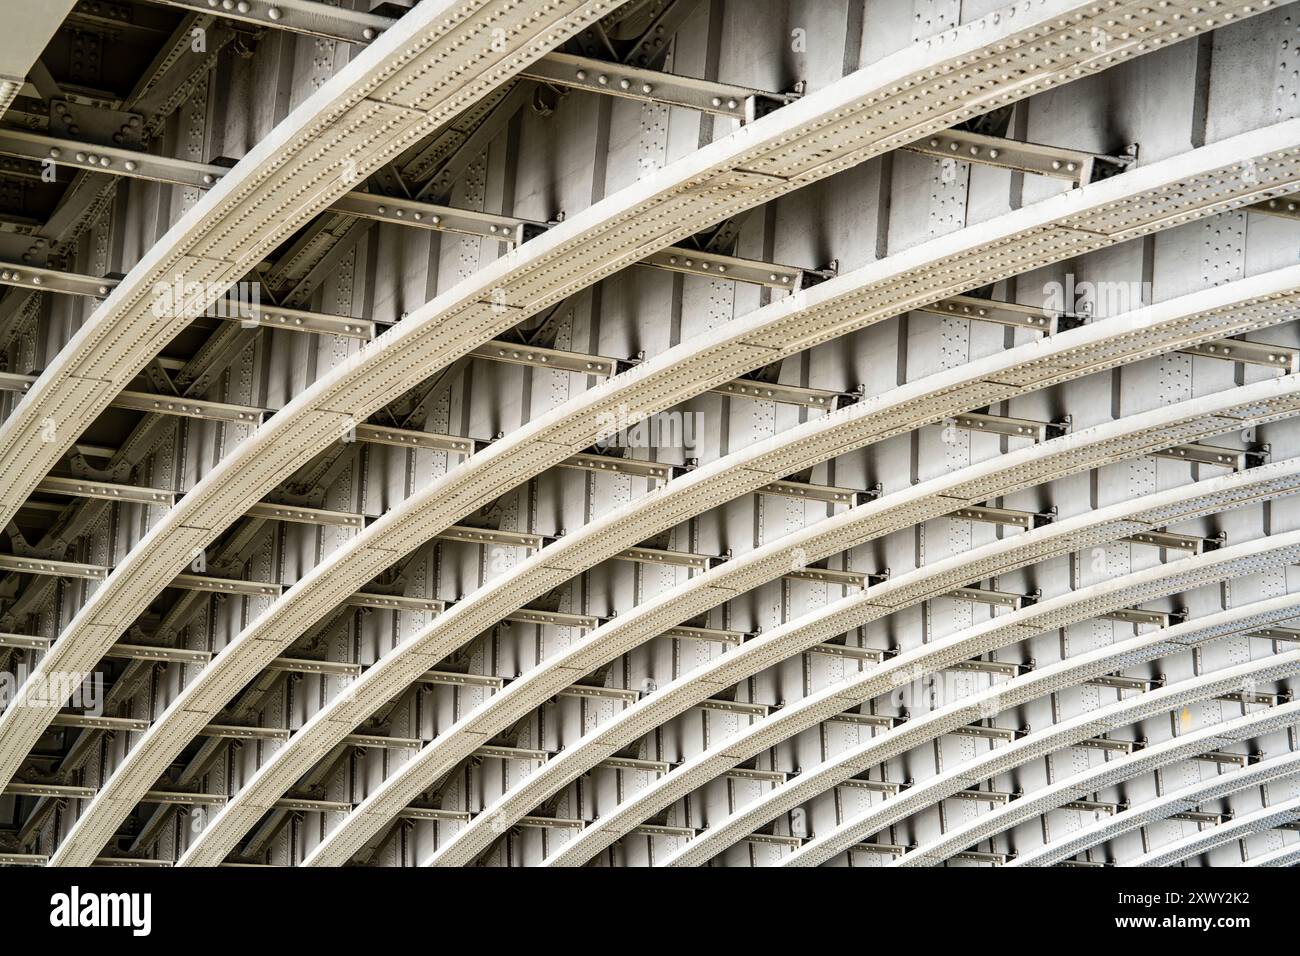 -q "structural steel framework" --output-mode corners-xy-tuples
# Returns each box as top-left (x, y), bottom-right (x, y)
(0, 0), (1297, 870)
